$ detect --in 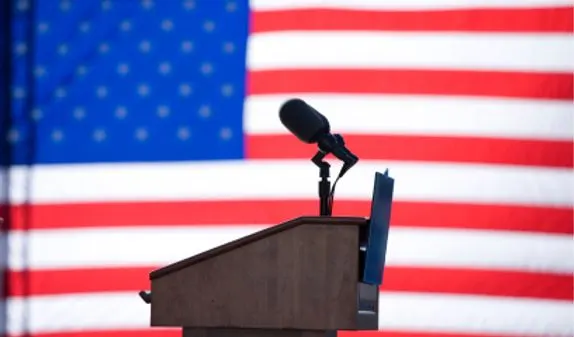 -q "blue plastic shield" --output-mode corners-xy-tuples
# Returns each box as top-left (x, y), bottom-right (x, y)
(362, 171), (394, 285)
